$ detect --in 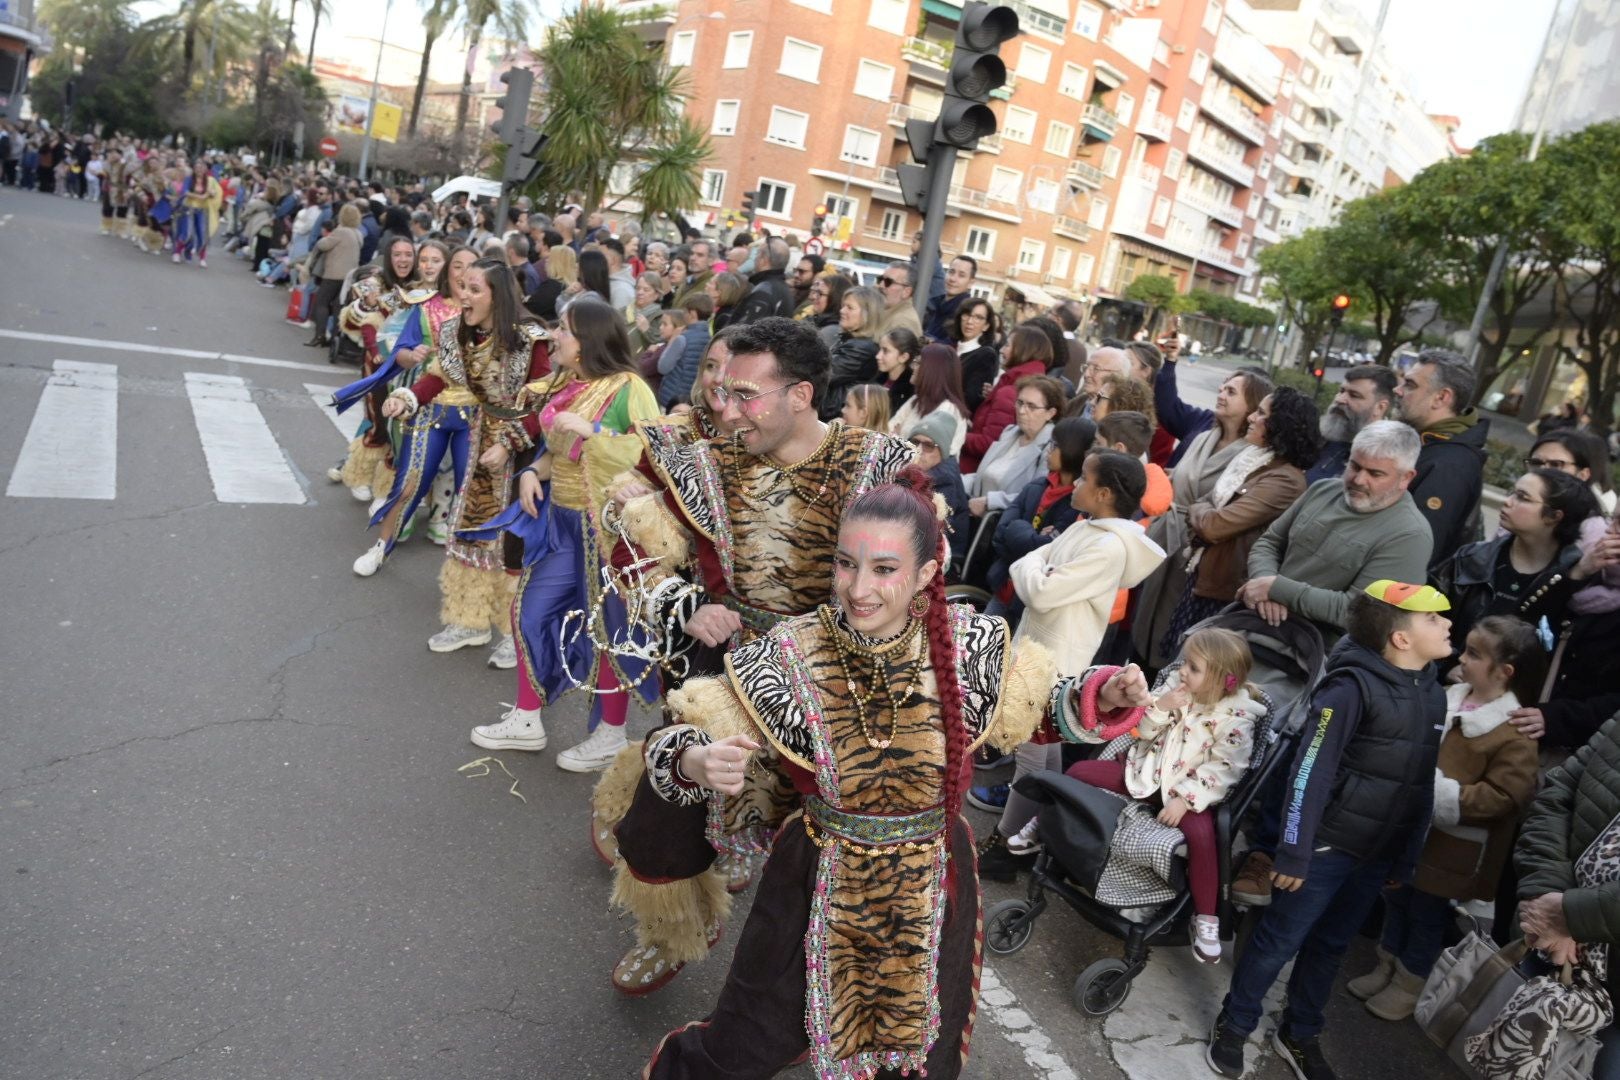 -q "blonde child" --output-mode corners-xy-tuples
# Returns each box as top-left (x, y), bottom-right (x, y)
(1346, 614), (1542, 1020)
(1017, 626), (1265, 963)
